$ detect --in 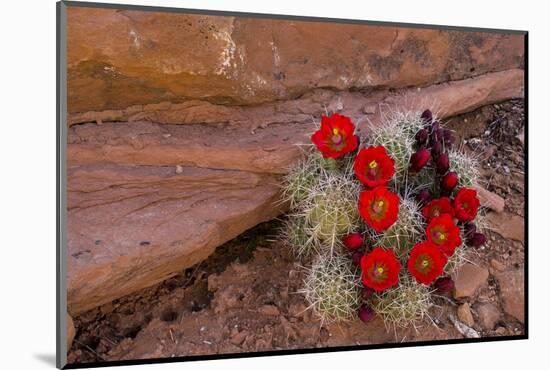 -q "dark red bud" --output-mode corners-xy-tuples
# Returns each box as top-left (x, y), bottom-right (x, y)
(441, 171), (459, 192)
(416, 189), (432, 205)
(434, 128), (444, 143)
(436, 153), (450, 174)
(431, 141), (442, 158)
(362, 287), (375, 301)
(421, 109), (433, 125)
(343, 232), (364, 251)
(358, 304), (375, 323)
(410, 148), (431, 172)
(352, 251), (363, 267)
(463, 222), (477, 239)
(415, 129), (429, 146)
(443, 129), (454, 146)
(434, 276), (455, 294)
(431, 121), (441, 134)
(467, 232), (487, 248)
